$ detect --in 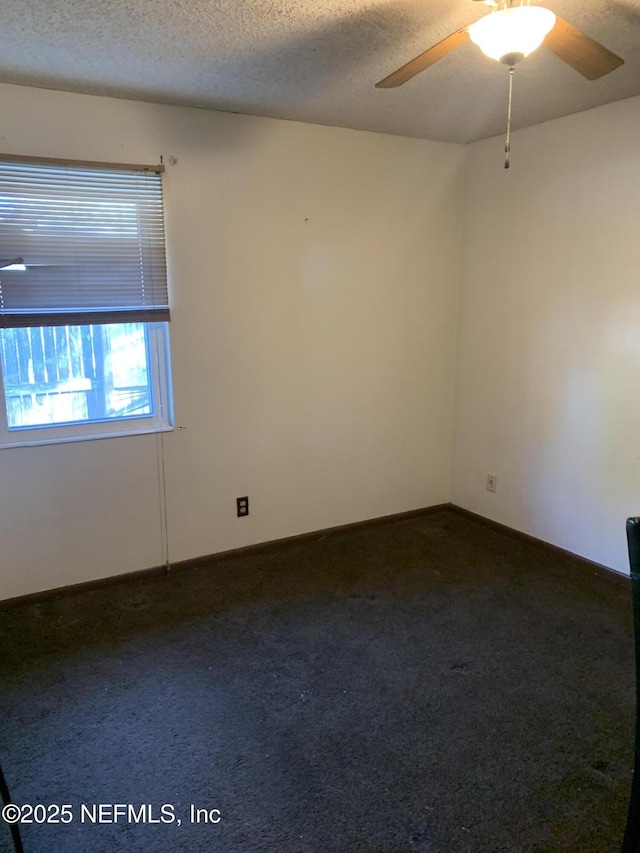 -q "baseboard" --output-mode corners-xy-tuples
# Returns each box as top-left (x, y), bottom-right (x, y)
(0, 503), (450, 610)
(4, 502), (626, 611)
(447, 503), (629, 587)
